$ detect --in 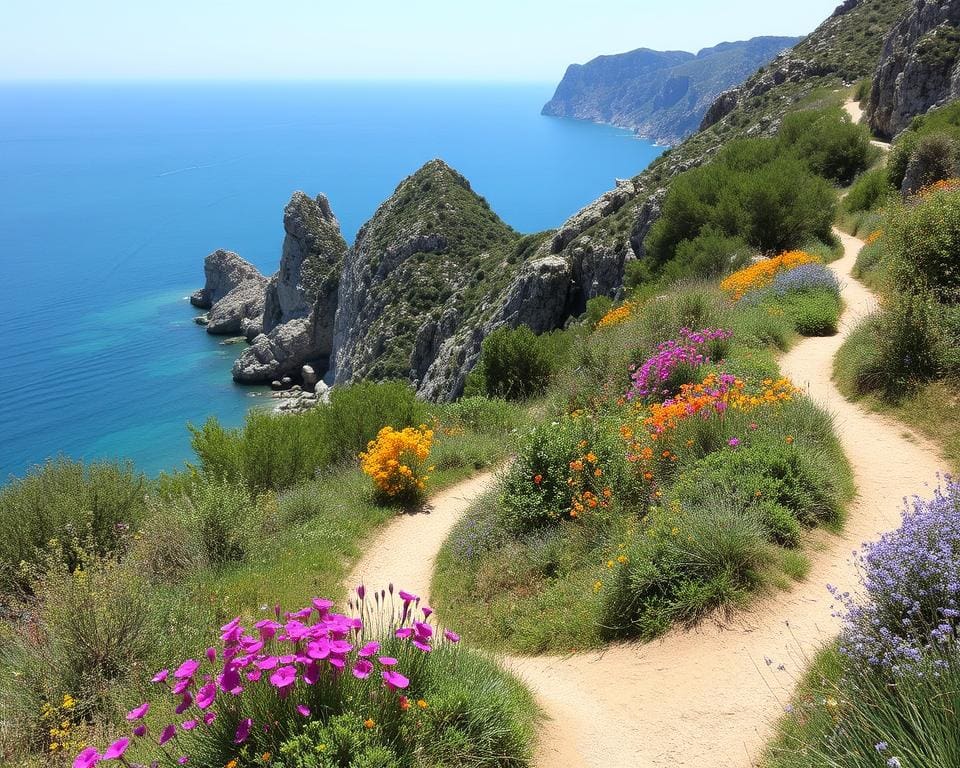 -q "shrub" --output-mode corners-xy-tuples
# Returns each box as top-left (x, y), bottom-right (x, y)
(900, 133), (960, 195)
(190, 382), (427, 492)
(0, 458), (146, 594)
(644, 141), (835, 264)
(787, 291), (843, 336)
(660, 227), (752, 283)
(780, 108), (872, 185)
(360, 425), (434, 504)
(886, 188), (960, 300)
(166, 476), (267, 566)
(1, 555), (160, 754)
(436, 396), (524, 437)
(833, 478), (960, 674)
(842, 167), (894, 213)
(887, 131), (918, 190)
(584, 295), (614, 327)
(853, 77), (872, 104)
(499, 413), (626, 533)
(474, 325), (566, 400)
(626, 327), (732, 401)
